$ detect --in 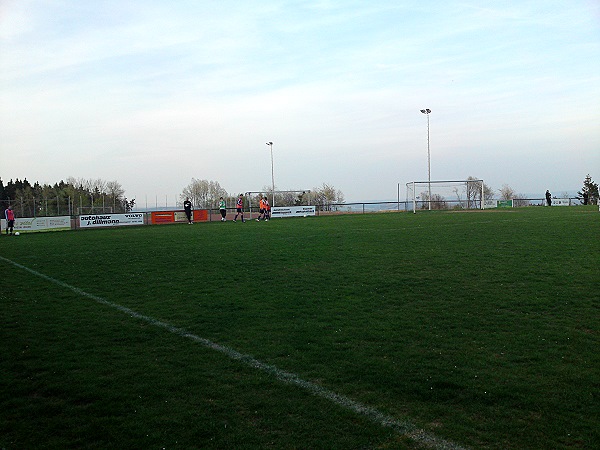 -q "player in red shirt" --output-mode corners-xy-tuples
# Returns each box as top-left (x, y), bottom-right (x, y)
(233, 194), (246, 223)
(4, 206), (16, 235)
(263, 197), (271, 221)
